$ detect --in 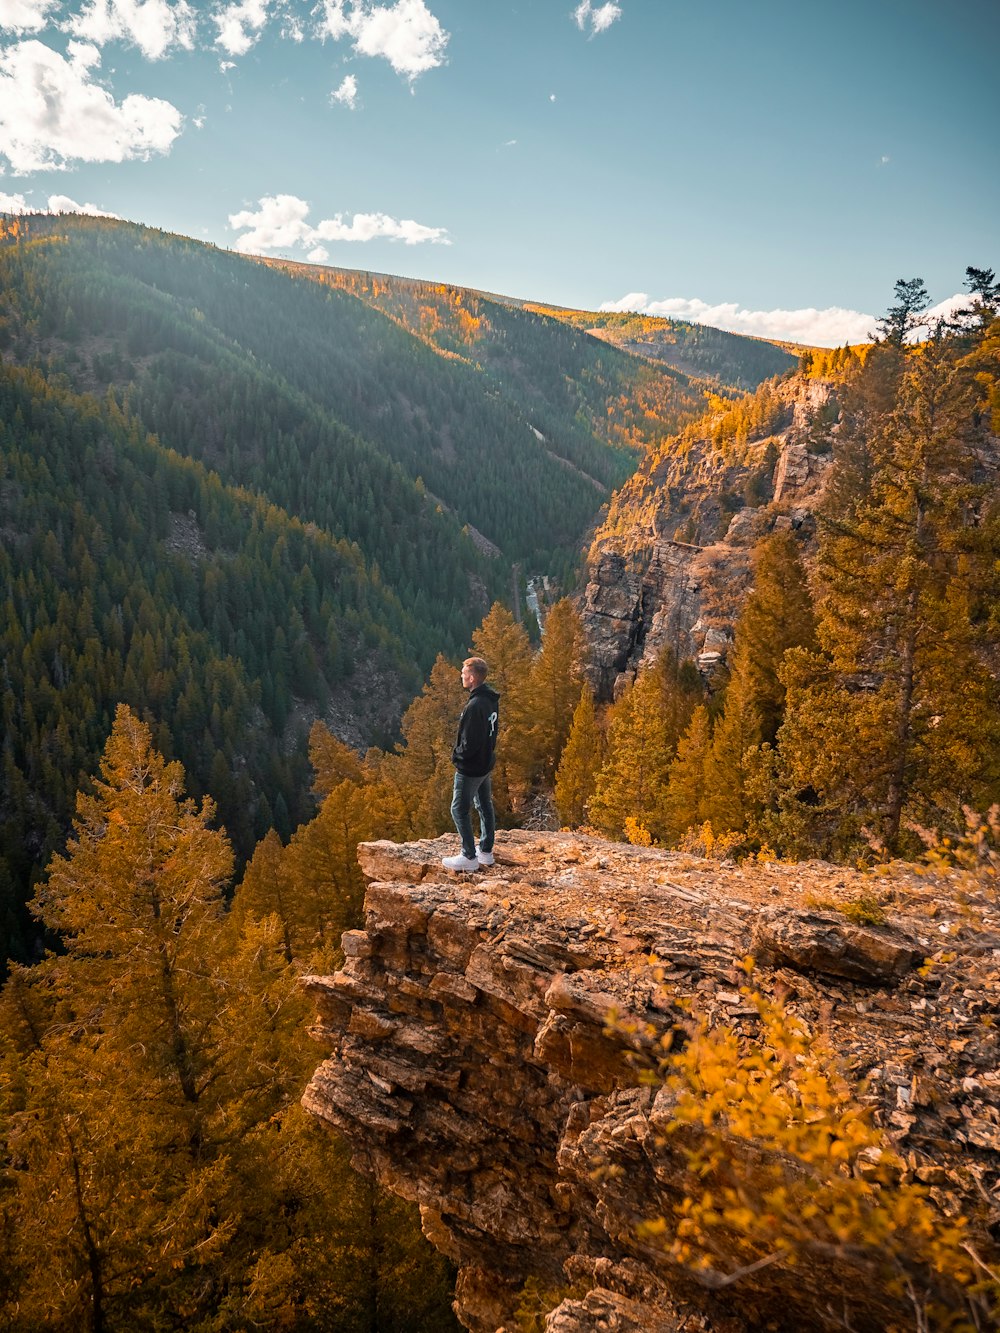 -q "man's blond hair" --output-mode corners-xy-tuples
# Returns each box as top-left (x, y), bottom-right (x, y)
(463, 656), (488, 681)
